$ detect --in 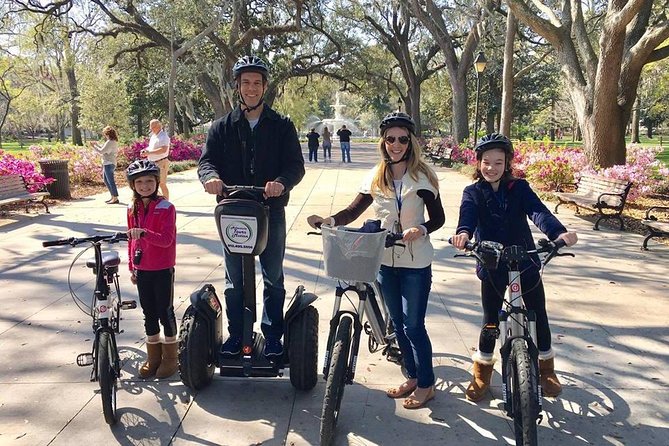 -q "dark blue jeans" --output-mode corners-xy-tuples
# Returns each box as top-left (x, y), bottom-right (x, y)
(223, 207), (287, 339)
(102, 164), (118, 197)
(340, 142), (351, 162)
(378, 264), (435, 388)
